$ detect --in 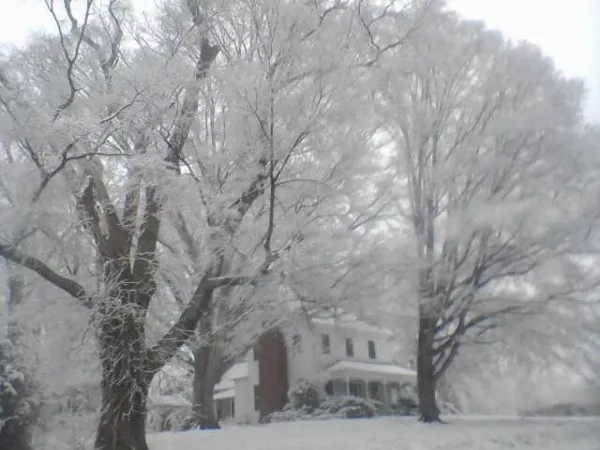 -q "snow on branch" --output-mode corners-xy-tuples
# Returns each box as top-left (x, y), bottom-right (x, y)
(0, 243), (90, 307)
